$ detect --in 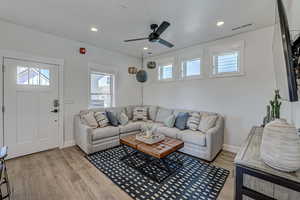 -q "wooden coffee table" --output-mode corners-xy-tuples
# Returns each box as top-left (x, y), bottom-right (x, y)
(120, 134), (184, 183)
